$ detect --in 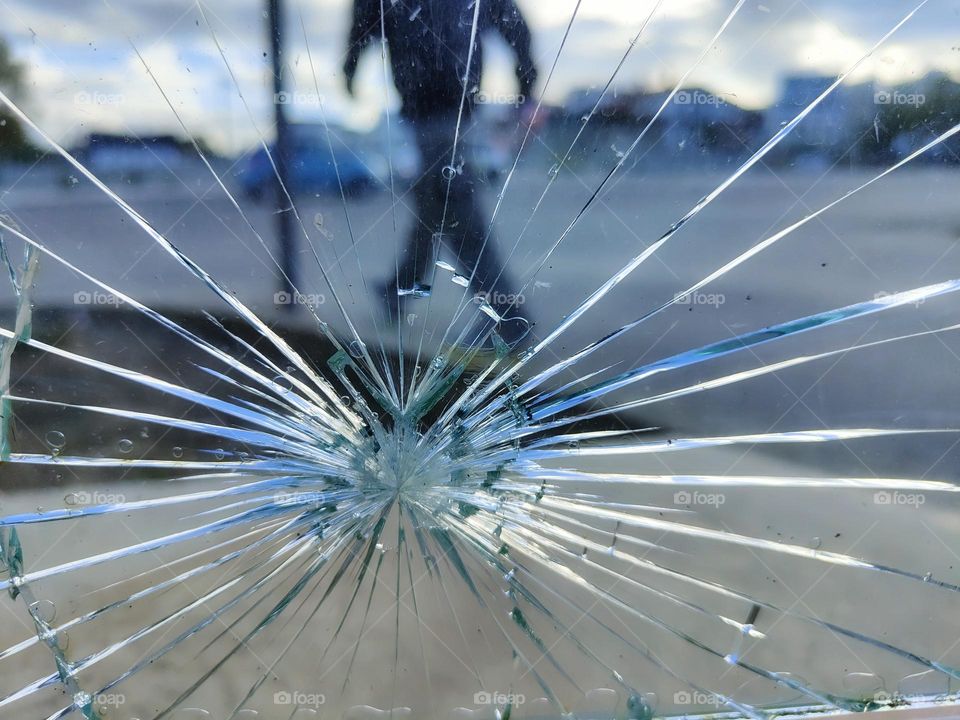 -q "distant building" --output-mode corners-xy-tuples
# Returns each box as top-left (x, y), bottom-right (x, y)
(556, 72), (959, 169)
(763, 76), (875, 165)
(655, 88), (763, 158)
